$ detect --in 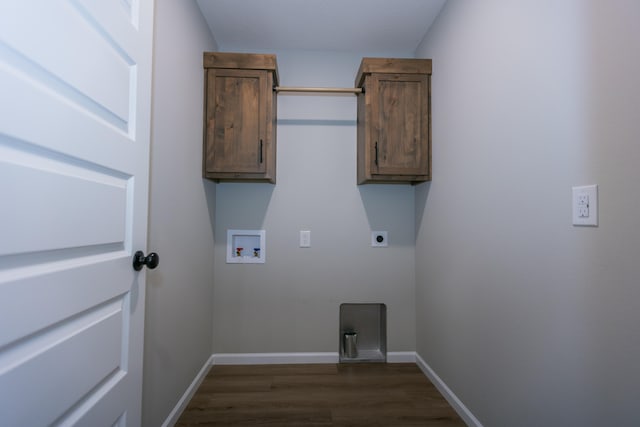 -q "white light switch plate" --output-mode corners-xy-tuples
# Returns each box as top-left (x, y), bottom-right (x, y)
(572, 185), (598, 226)
(299, 230), (311, 247)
